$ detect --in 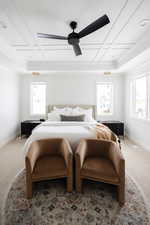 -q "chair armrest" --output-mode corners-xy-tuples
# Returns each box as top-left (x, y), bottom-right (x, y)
(75, 139), (87, 169)
(25, 142), (41, 173)
(111, 132), (121, 148)
(60, 139), (73, 168)
(109, 142), (125, 179)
